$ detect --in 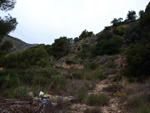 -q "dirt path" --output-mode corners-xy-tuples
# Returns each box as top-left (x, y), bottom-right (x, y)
(70, 75), (124, 113)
